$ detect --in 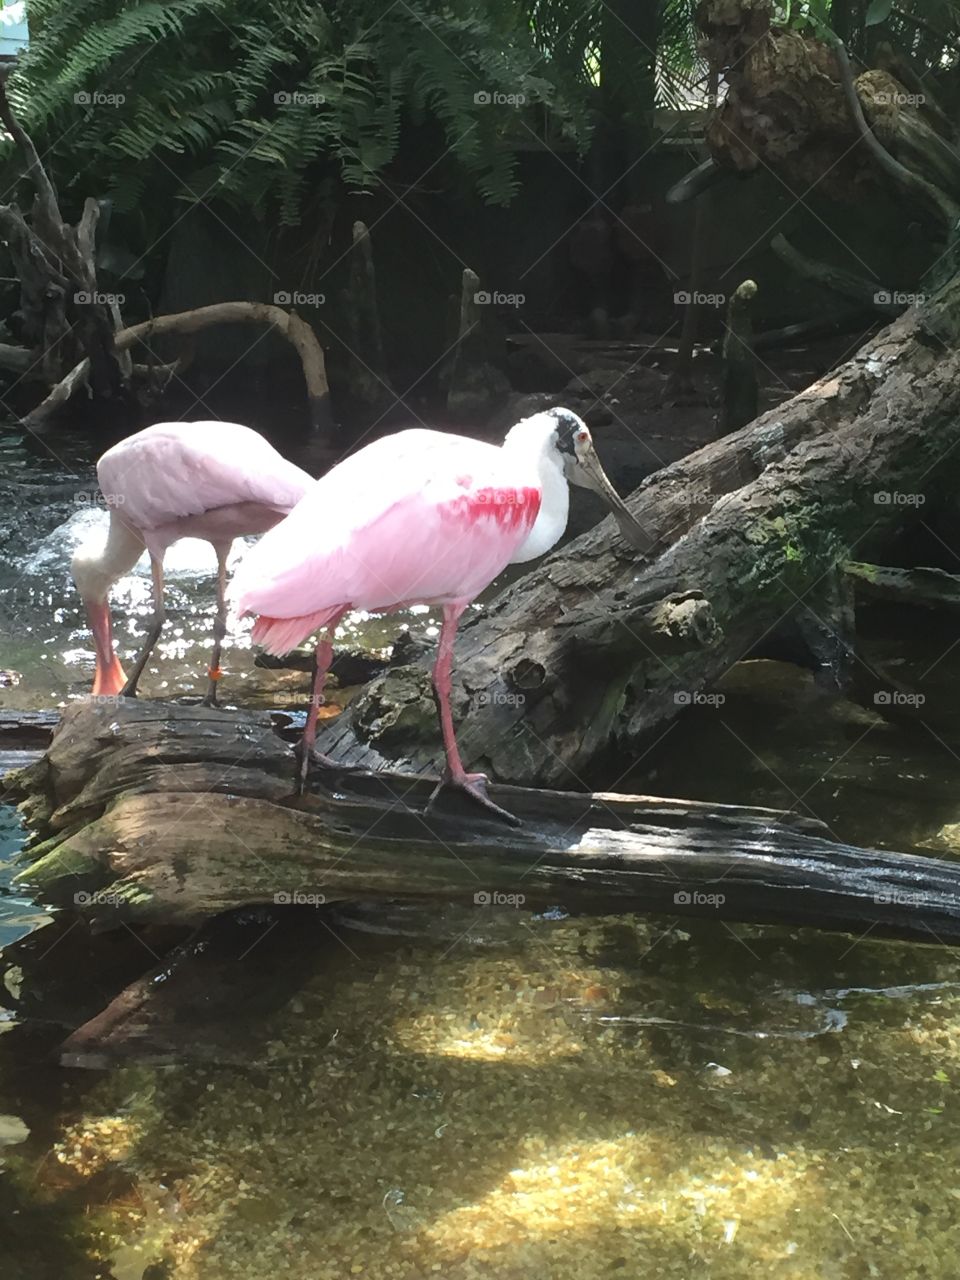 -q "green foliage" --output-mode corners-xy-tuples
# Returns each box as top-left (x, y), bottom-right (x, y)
(656, 0), (705, 112)
(6, 0), (594, 222)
